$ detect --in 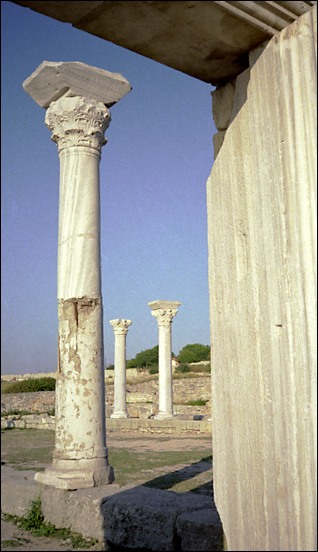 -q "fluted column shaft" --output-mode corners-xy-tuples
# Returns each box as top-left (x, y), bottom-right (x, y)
(110, 319), (132, 418)
(23, 61), (131, 490)
(37, 96), (112, 489)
